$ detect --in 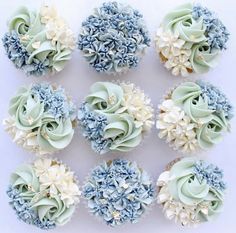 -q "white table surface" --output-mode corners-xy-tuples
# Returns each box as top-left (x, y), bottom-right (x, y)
(0, 0), (236, 232)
